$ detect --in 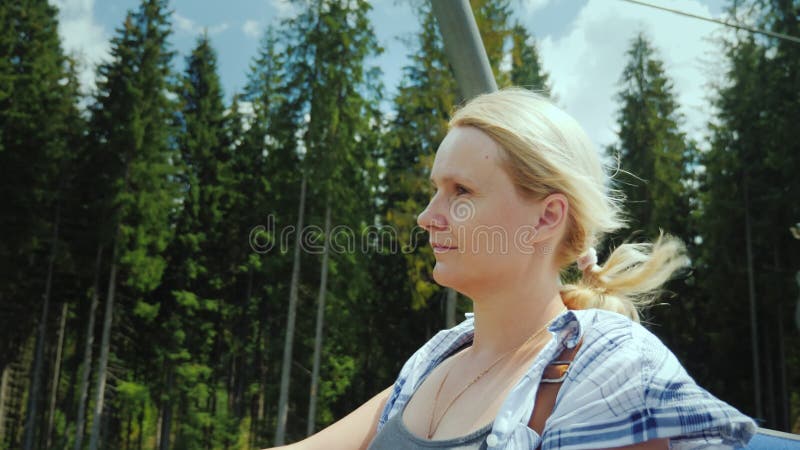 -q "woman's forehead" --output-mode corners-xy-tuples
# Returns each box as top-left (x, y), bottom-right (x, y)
(431, 127), (502, 184)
